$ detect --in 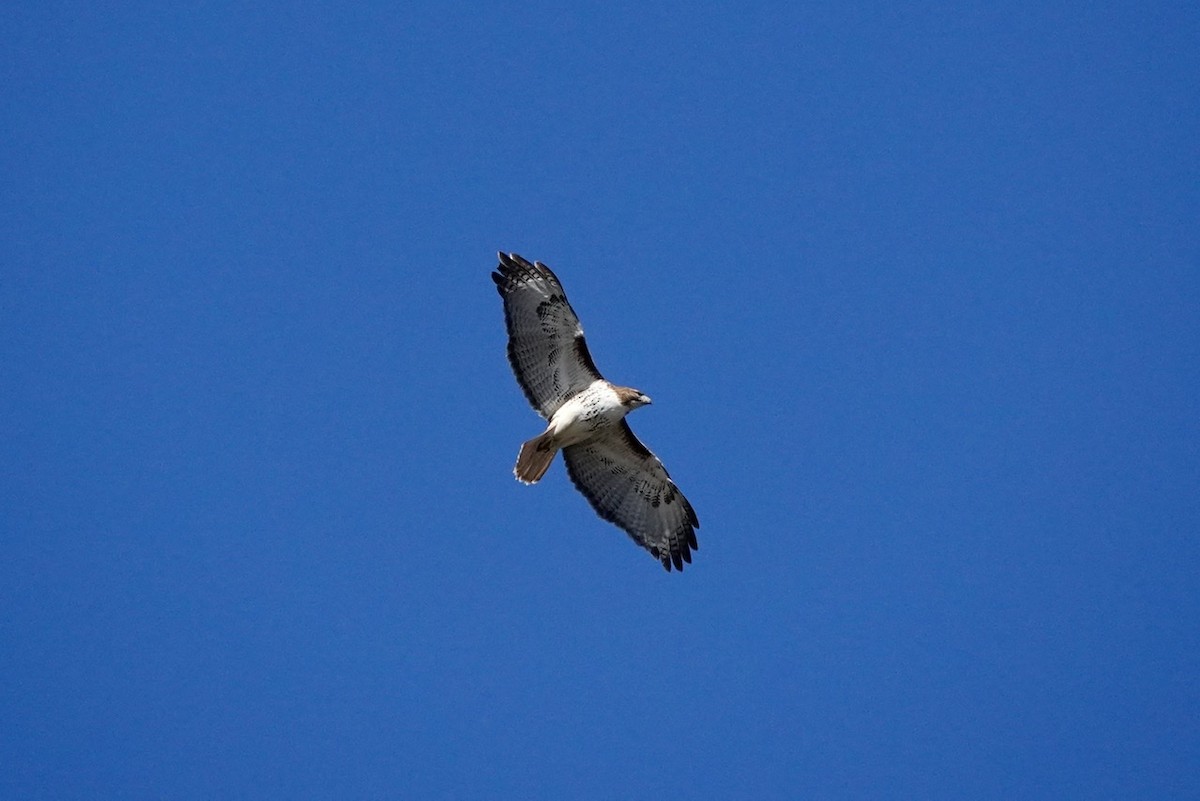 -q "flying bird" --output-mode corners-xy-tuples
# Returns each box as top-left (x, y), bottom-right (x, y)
(492, 252), (699, 571)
